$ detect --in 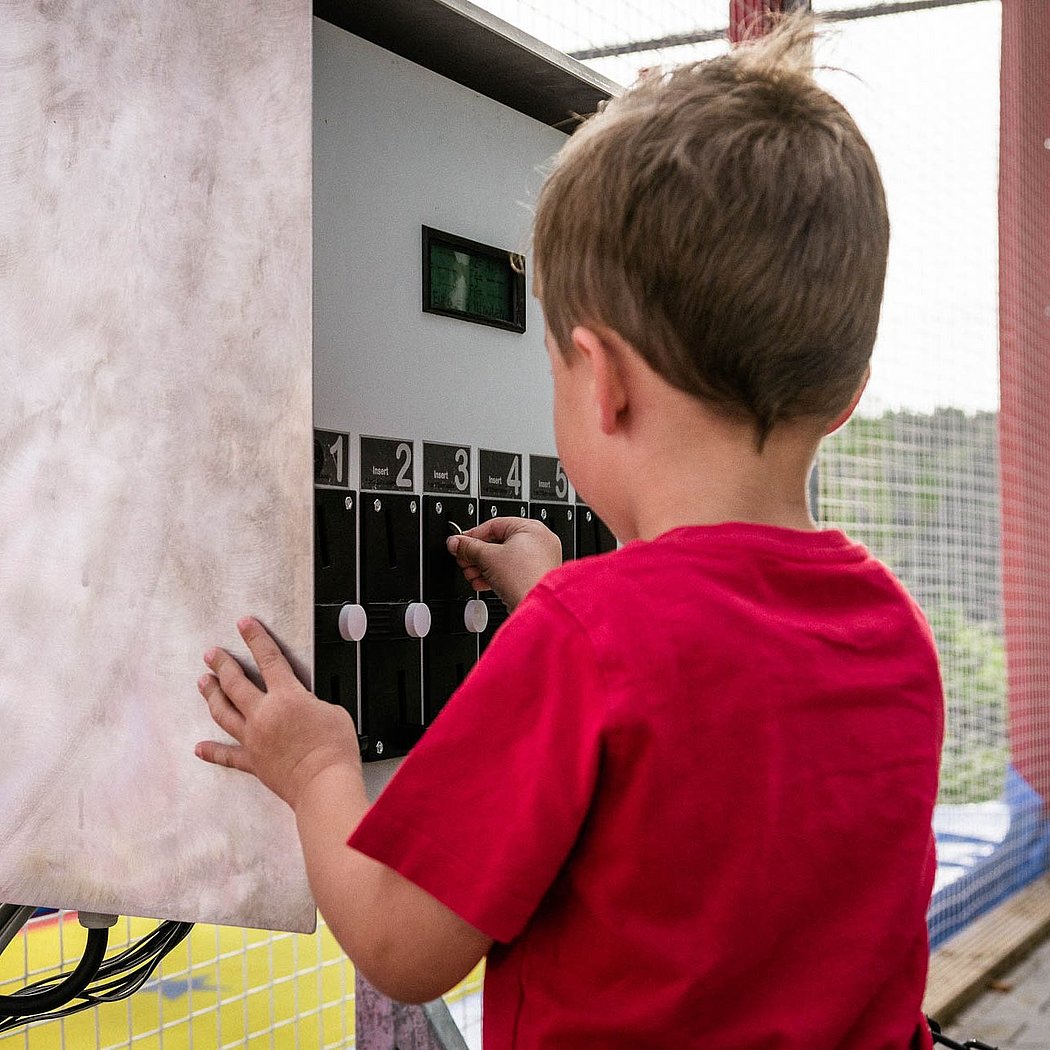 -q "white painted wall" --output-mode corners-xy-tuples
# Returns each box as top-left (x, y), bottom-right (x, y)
(313, 19), (567, 483)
